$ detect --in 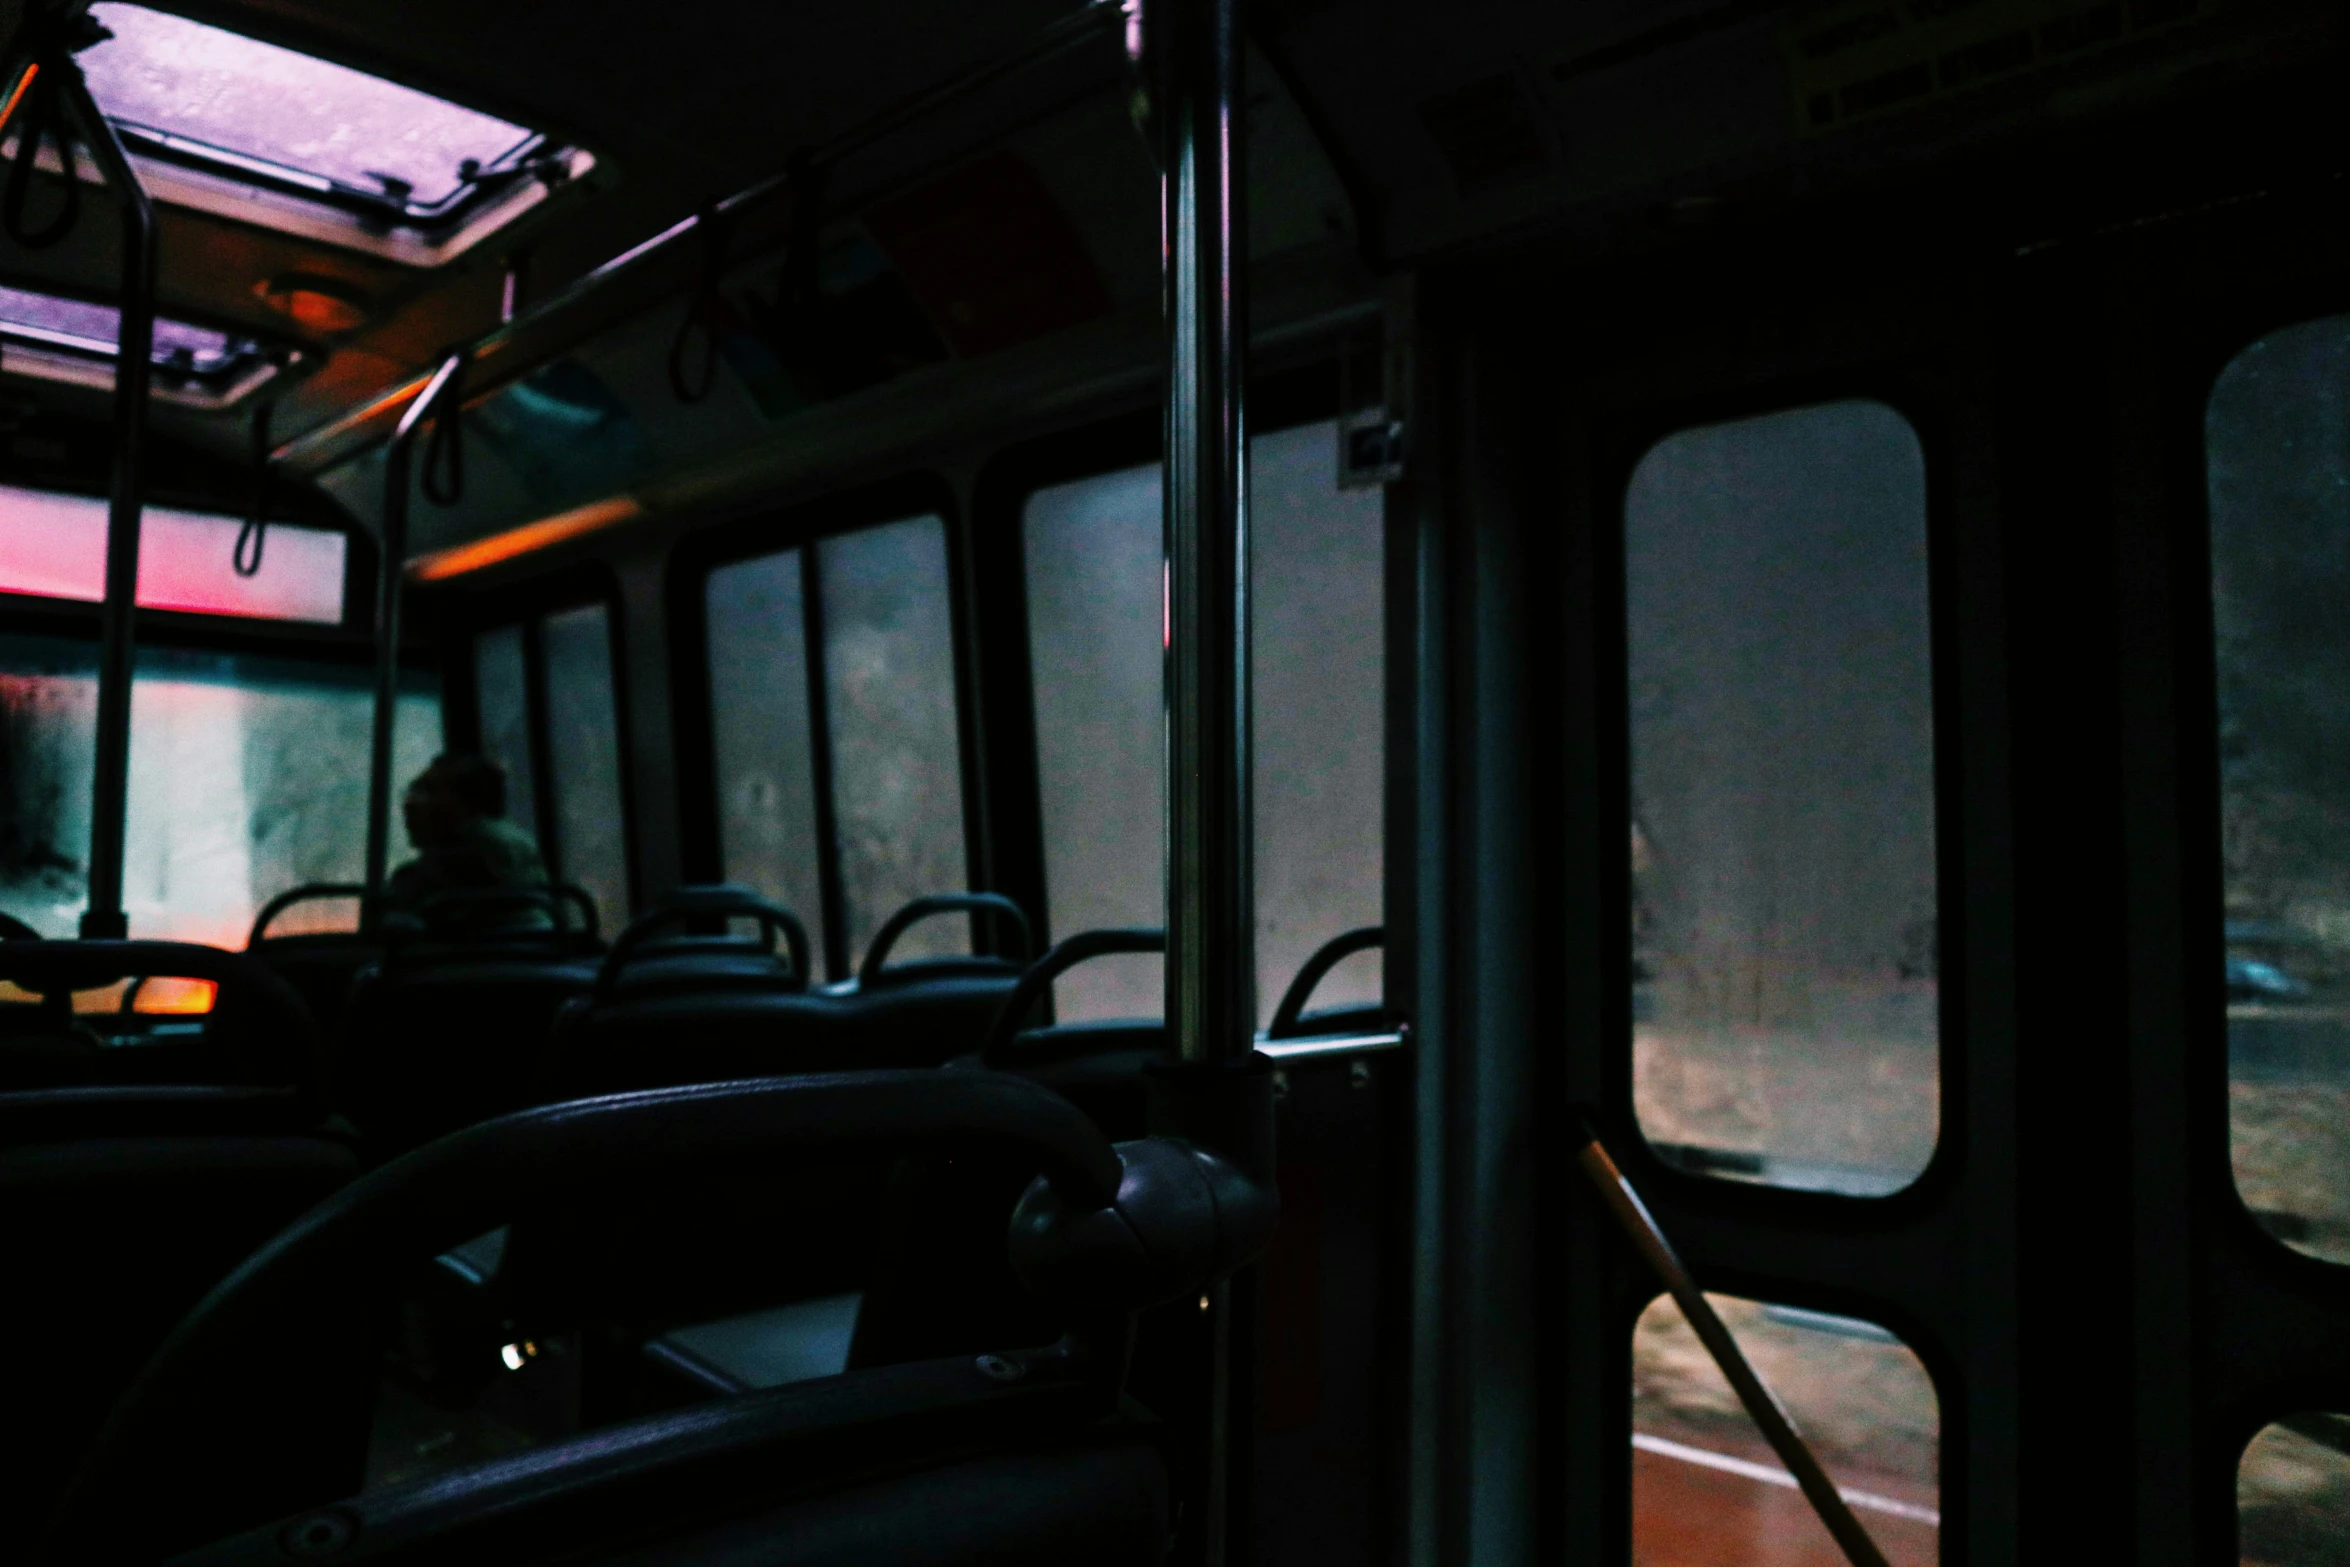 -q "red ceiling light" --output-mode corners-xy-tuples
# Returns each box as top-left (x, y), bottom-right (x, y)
(255, 273), (370, 334)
